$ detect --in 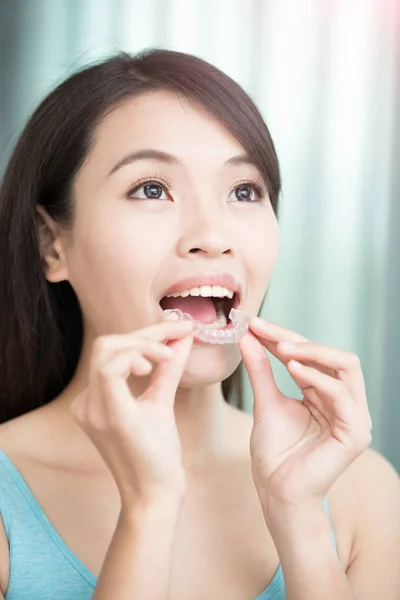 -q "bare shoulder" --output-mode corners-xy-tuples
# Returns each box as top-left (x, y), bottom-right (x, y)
(338, 447), (400, 538)
(348, 446), (399, 478)
(329, 447), (400, 520)
(328, 448), (400, 598)
(350, 447), (399, 487)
